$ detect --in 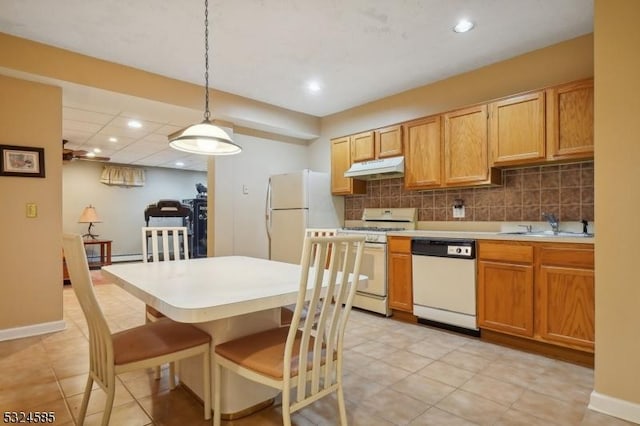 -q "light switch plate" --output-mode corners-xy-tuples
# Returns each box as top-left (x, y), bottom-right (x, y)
(26, 203), (37, 218)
